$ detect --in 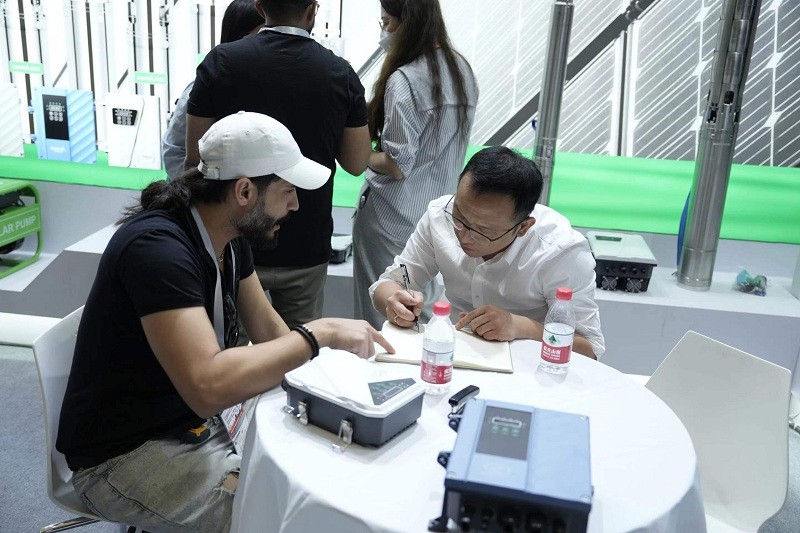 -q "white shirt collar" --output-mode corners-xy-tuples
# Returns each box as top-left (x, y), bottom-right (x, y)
(259, 25), (311, 38)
